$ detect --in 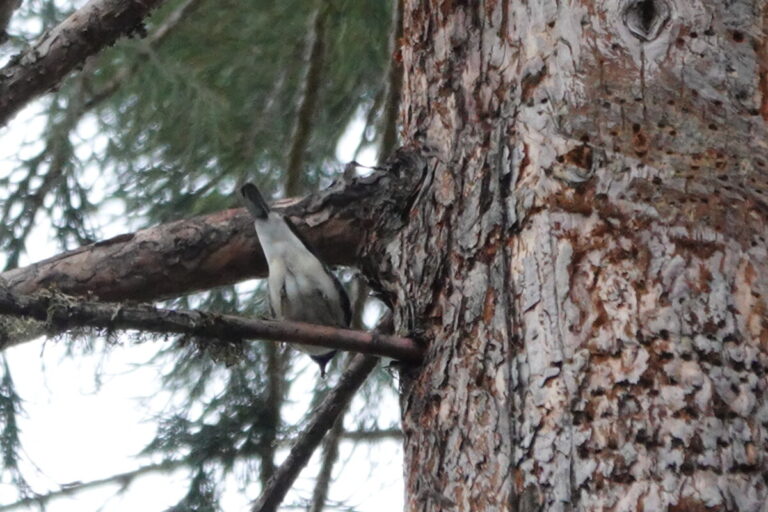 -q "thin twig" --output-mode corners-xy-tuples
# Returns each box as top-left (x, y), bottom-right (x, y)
(258, 342), (283, 487)
(0, 287), (423, 363)
(284, 0), (329, 196)
(339, 428), (402, 442)
(0, 459), (185, 511)
(0, 426), (402, 511)
(378, 0), (404, 165)
(308, 399), (346, 512)
(251, 354), (378, 512)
